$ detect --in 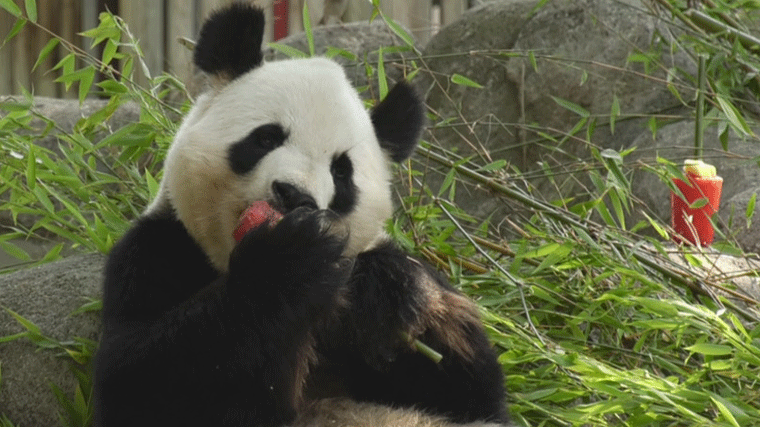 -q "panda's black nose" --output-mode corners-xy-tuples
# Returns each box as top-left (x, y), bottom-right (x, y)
(272, 181), (318, 212)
